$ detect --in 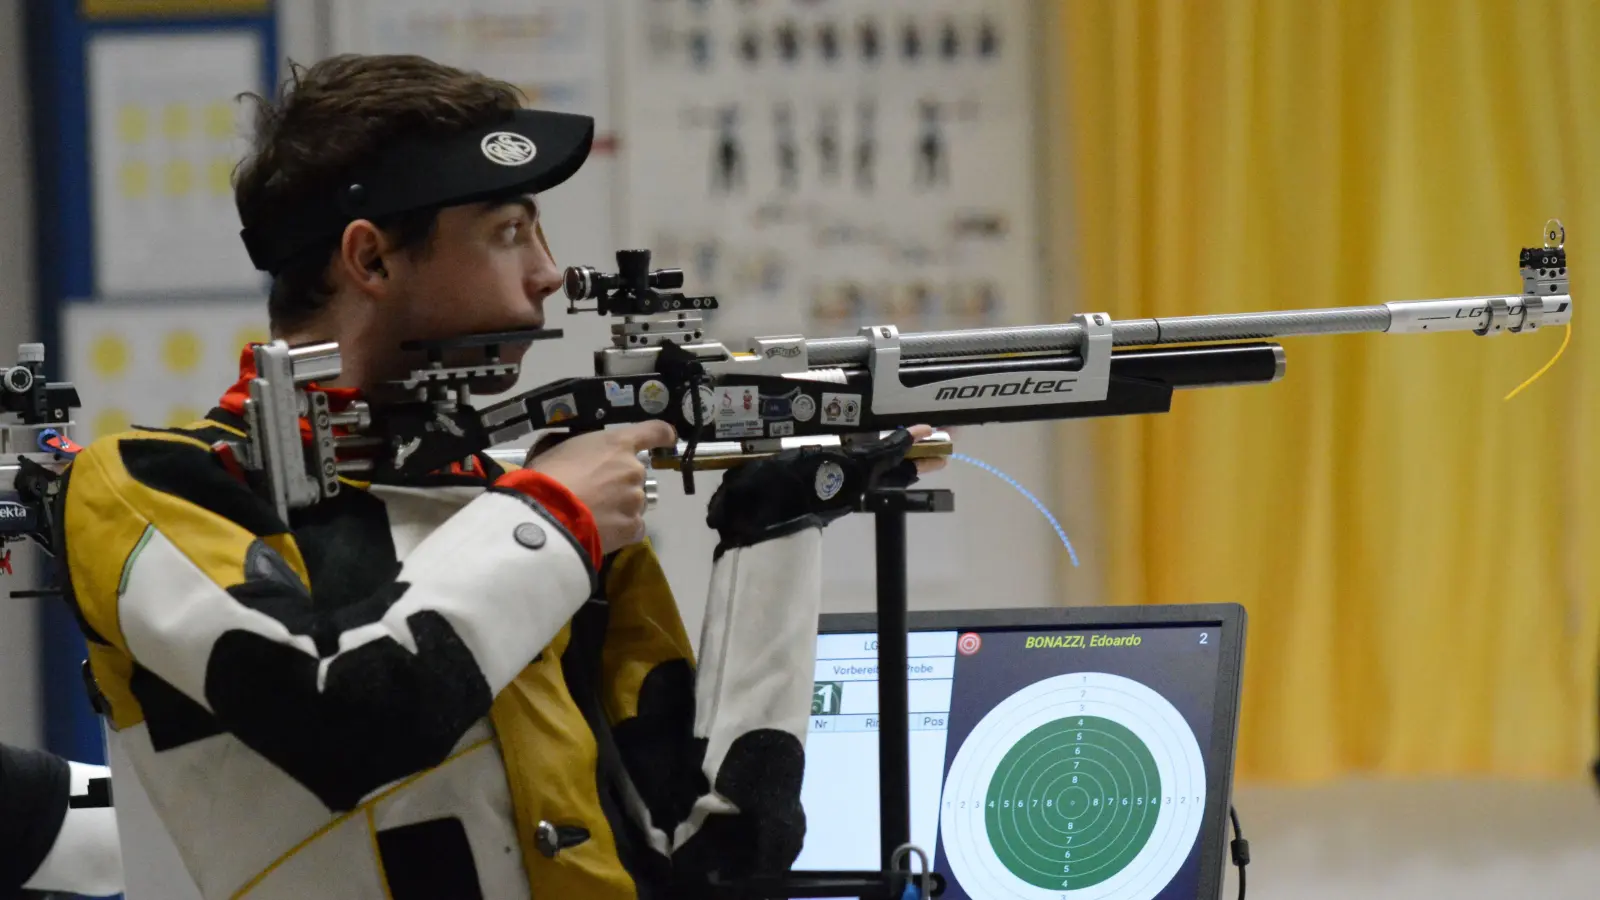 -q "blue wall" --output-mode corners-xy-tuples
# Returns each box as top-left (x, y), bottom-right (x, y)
(25, 0), (278, 766)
